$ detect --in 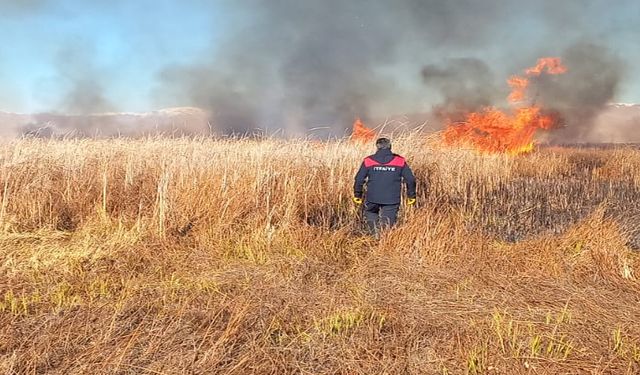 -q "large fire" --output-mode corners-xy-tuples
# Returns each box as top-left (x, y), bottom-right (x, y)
(351, 117), (376, 142)
(443, 57), (567, 155)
